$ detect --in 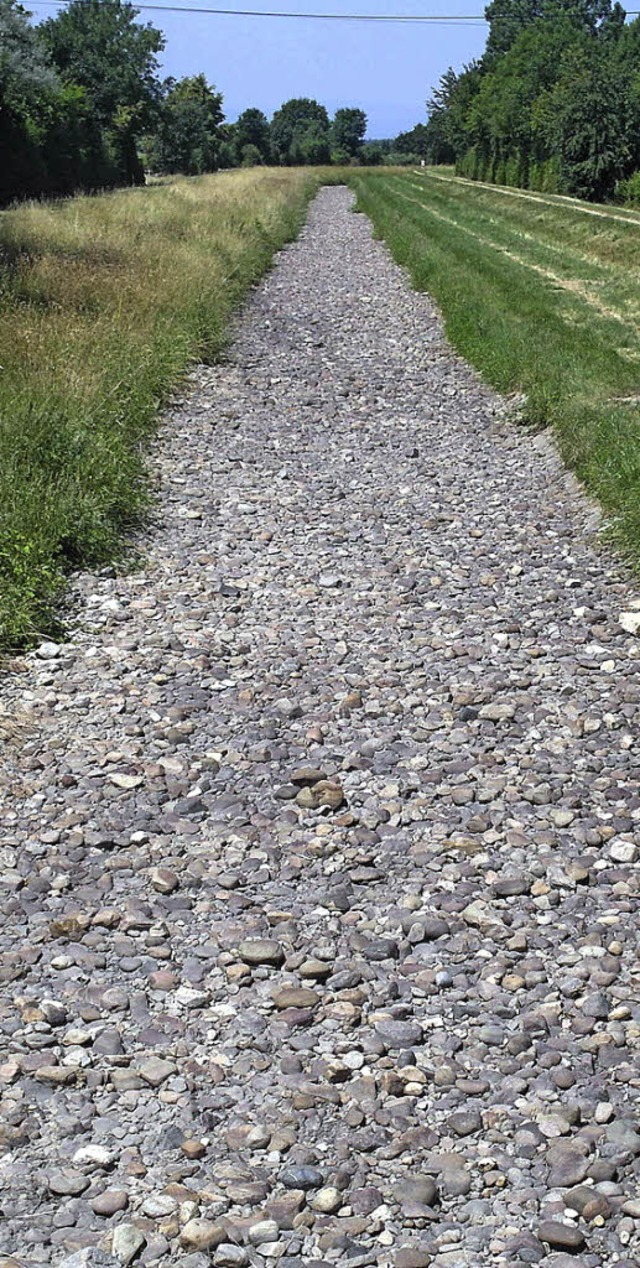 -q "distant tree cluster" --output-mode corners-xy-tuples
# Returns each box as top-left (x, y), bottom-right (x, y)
(358, 126), (431, 168)
(218, 100), (368, 169)
(0, 0), (370, 204)
(421, 0), (640, 202)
